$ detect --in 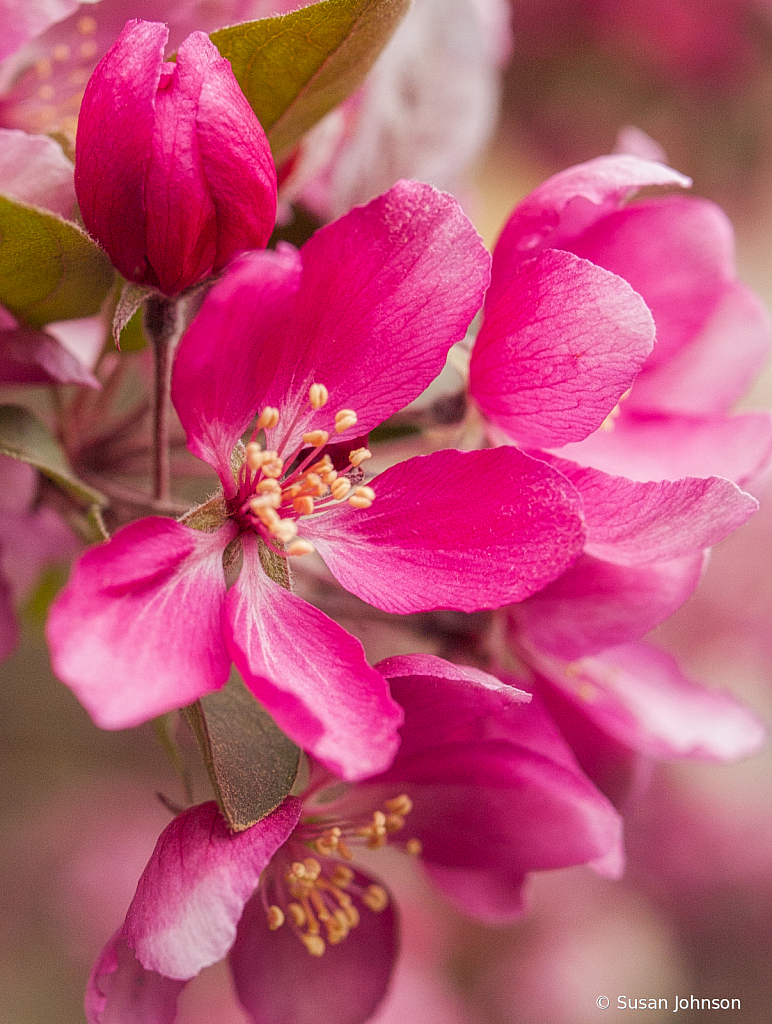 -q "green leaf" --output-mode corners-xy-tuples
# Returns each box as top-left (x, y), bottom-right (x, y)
(0, 404), (106, 506)
(211, 0), (411, 163)
(0, 194), (114, 328)
(186, 673), (301, 832)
